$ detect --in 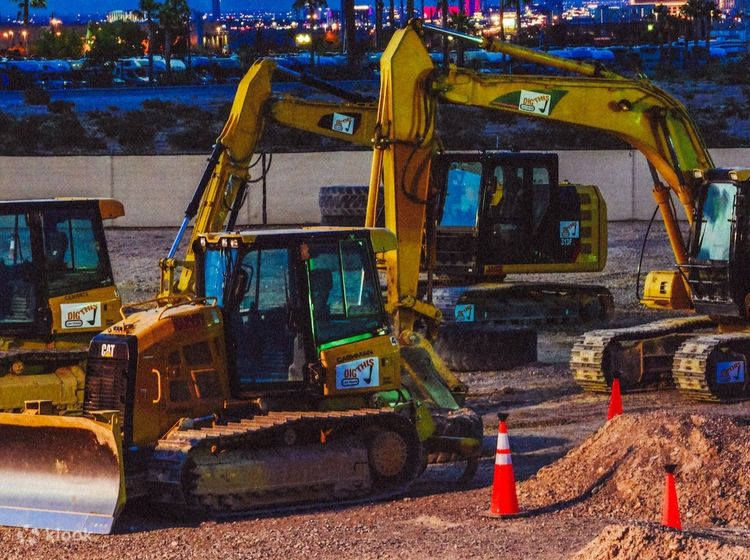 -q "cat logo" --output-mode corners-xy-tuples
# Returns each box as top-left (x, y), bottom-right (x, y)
(101, 343), (116, 358)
